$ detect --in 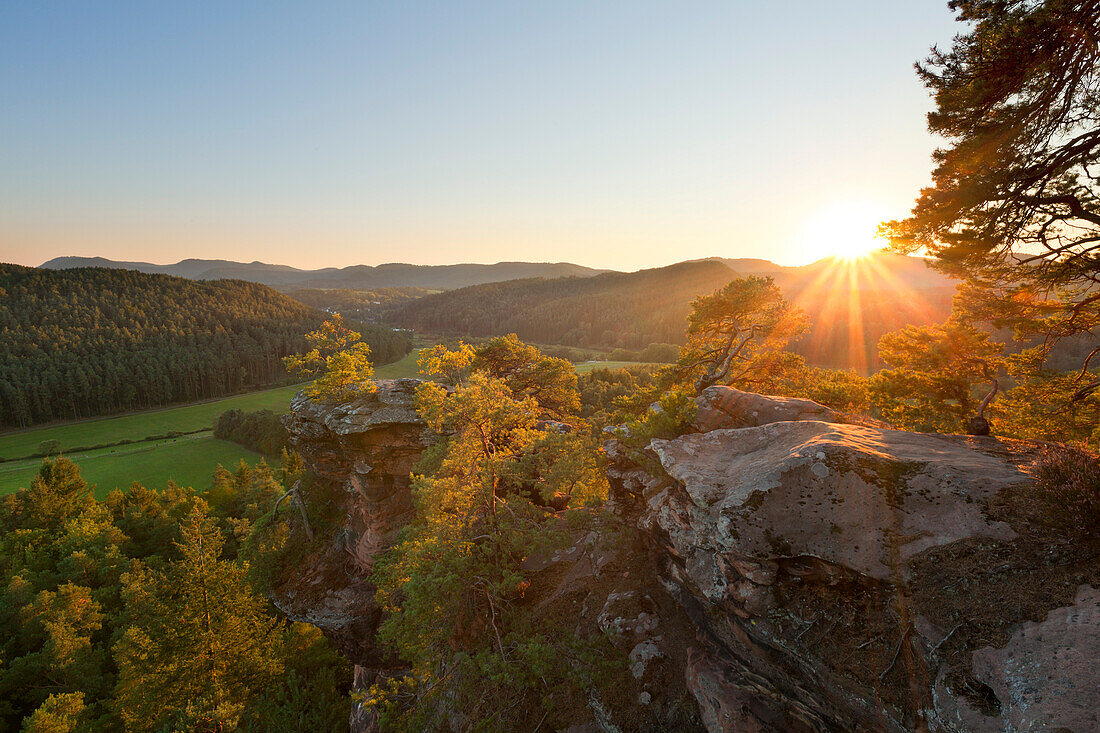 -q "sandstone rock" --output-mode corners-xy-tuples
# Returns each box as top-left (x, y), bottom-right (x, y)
(279, 380), (1093, 733)
(274, 380), (434, 670)
(649, 421), (1022, 582)
(608, 391), (1083, 732)
(693, 385), (843, 431)
(931, 584), (1100, 733)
